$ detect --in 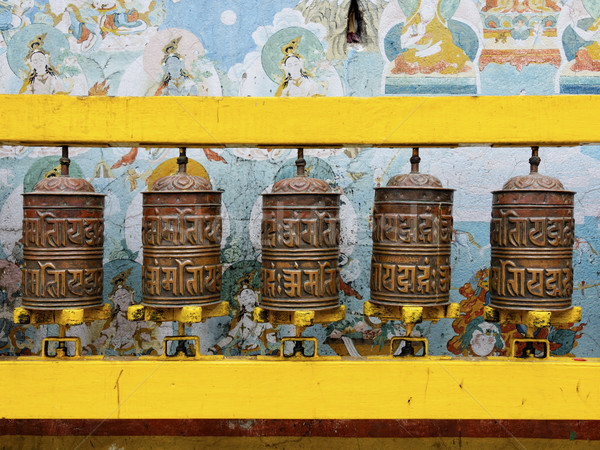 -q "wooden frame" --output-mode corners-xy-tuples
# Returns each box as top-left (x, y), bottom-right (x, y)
(1, 95), (600, 147)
